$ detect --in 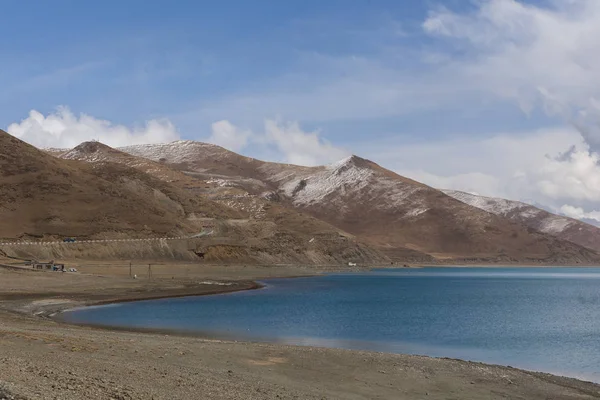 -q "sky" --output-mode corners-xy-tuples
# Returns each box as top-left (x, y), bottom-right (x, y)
(3, 0), (600, 222)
